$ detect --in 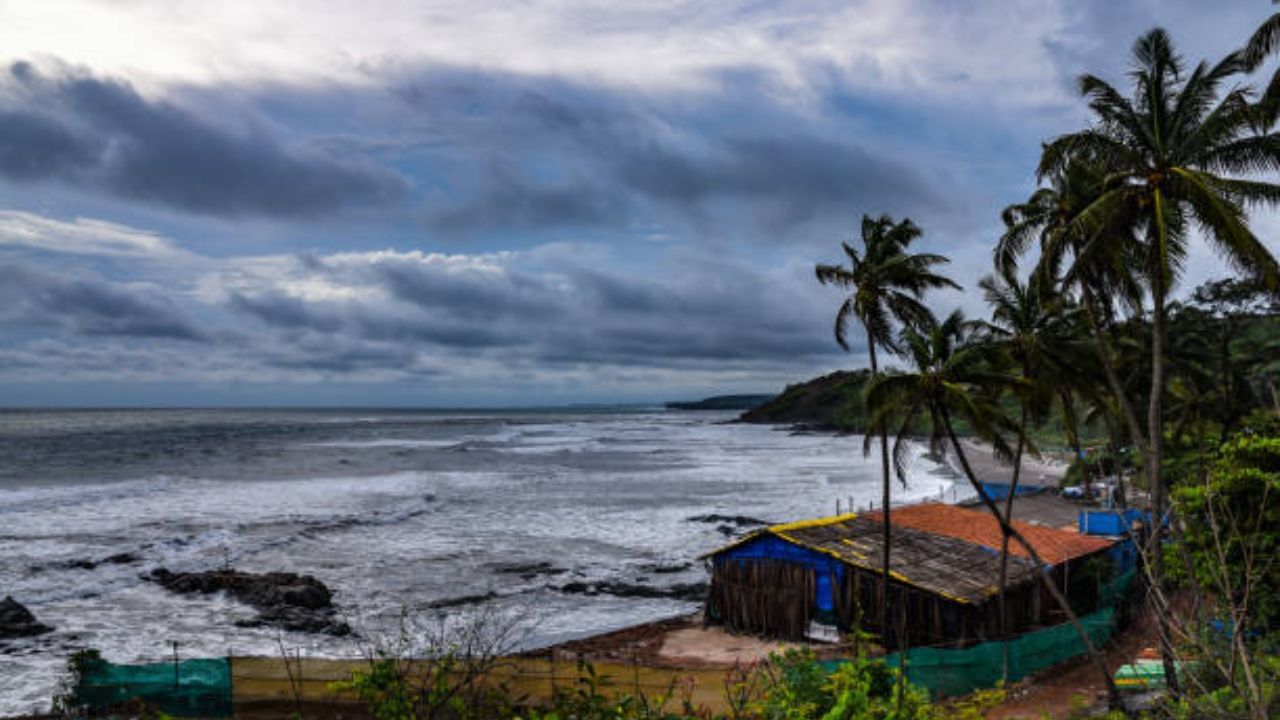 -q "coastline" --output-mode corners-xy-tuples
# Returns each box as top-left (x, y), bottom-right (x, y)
(947, 438), (1069, 489)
